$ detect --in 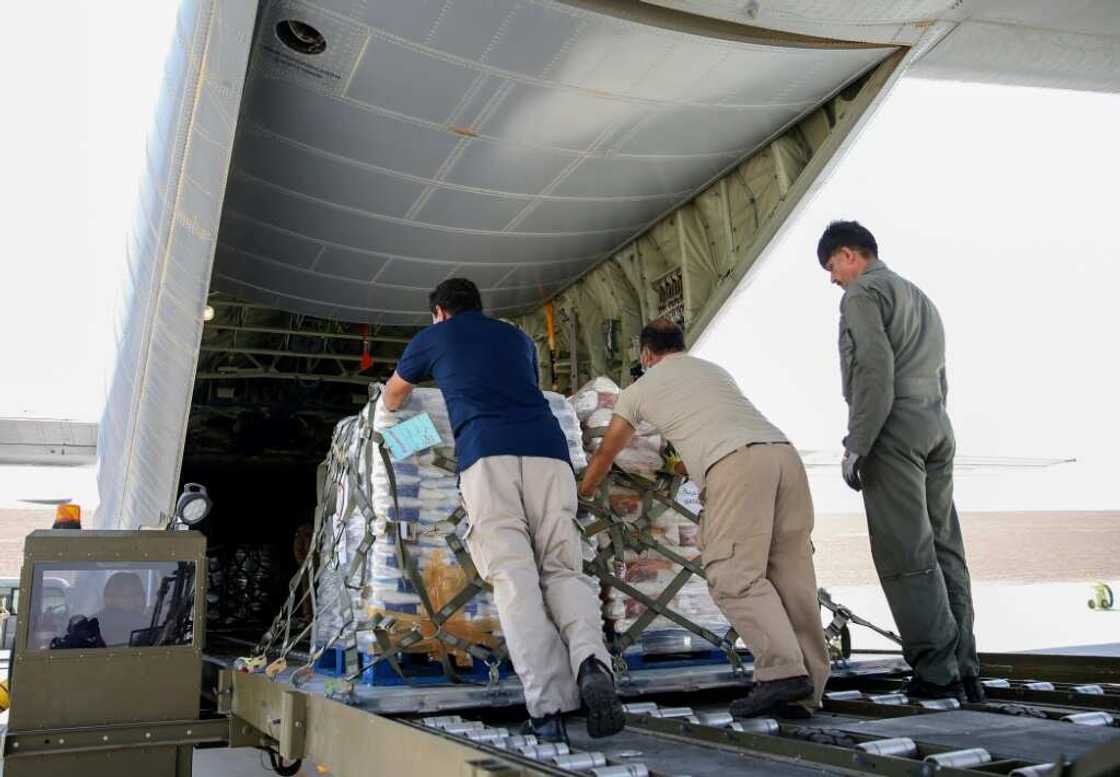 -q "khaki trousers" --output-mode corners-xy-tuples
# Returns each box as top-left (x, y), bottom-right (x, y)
(460, 455), (611, 718)
(702, 444), (830, 707)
